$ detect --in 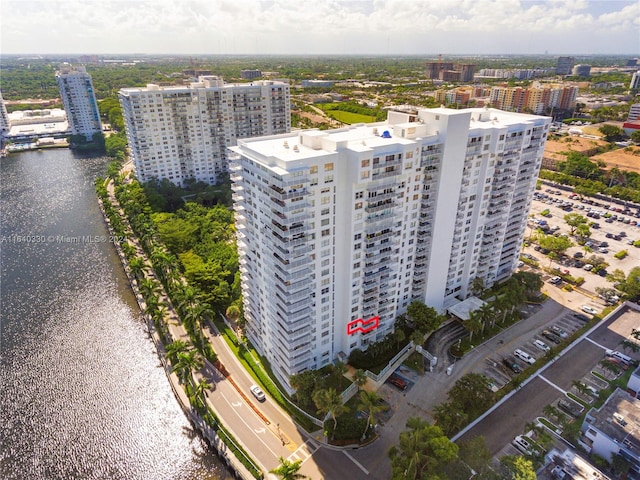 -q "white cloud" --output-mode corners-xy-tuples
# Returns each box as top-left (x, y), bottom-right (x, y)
(0, 0), (637, 54)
